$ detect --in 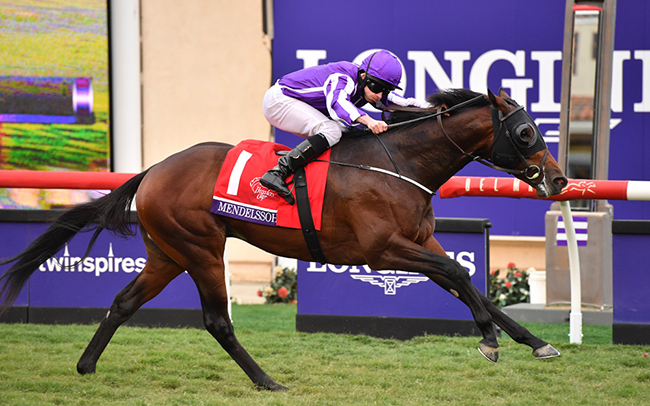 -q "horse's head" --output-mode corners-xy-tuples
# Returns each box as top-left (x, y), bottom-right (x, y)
(487, 88), (568, 197)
